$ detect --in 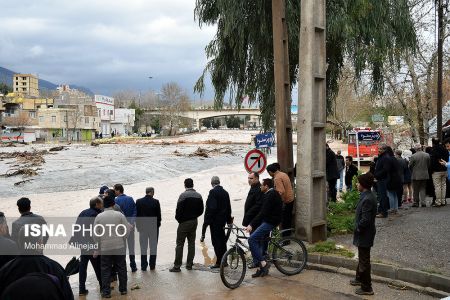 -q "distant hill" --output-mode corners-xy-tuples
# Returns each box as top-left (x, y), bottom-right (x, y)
(0, 66), (94, 96)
